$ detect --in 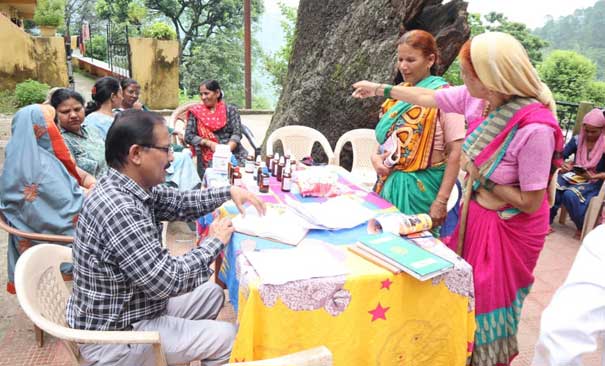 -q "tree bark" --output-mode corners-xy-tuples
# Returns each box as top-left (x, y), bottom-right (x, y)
(264, 0), (470, 165)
